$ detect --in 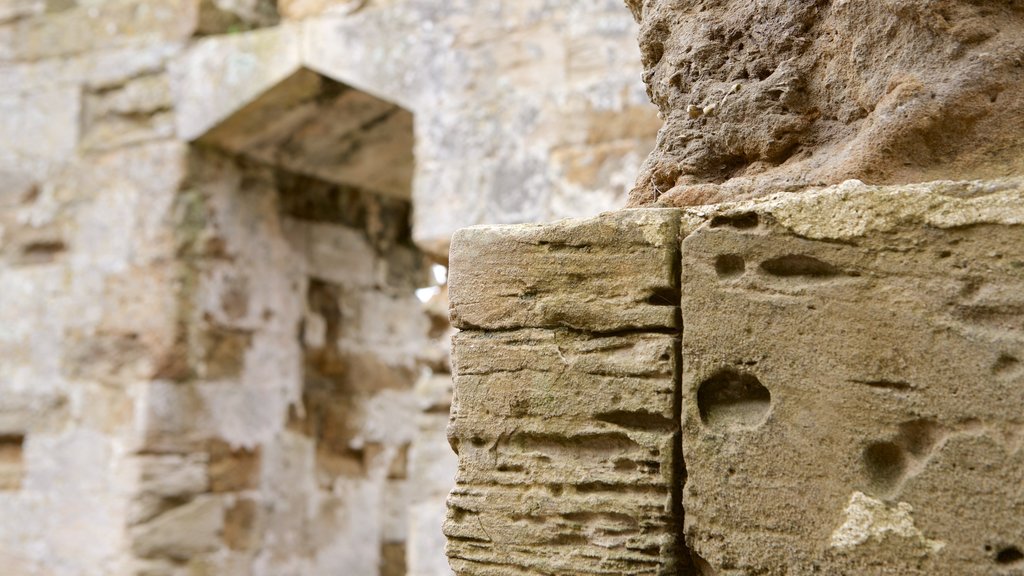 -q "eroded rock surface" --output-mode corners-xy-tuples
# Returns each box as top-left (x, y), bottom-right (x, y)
(448, 209), (681, 333)
(446, 179), (1024, 575)
(445, 210), (687, 576)
(626, 0), (1024, 206)
(681, 179), (1024, 574)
